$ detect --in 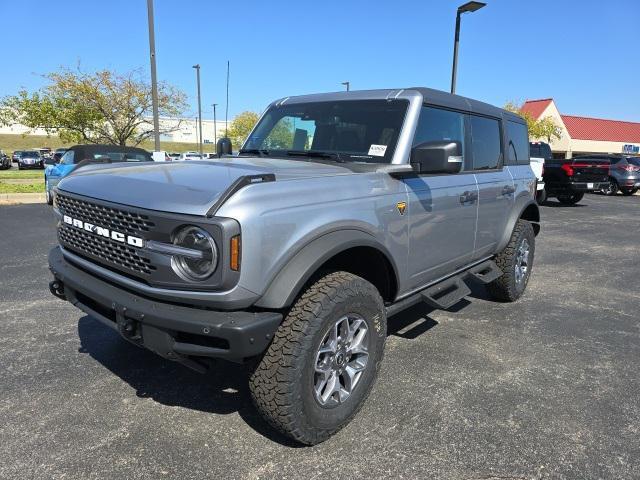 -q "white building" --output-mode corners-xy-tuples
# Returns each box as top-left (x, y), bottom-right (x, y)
(0, 116), (230, 145)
